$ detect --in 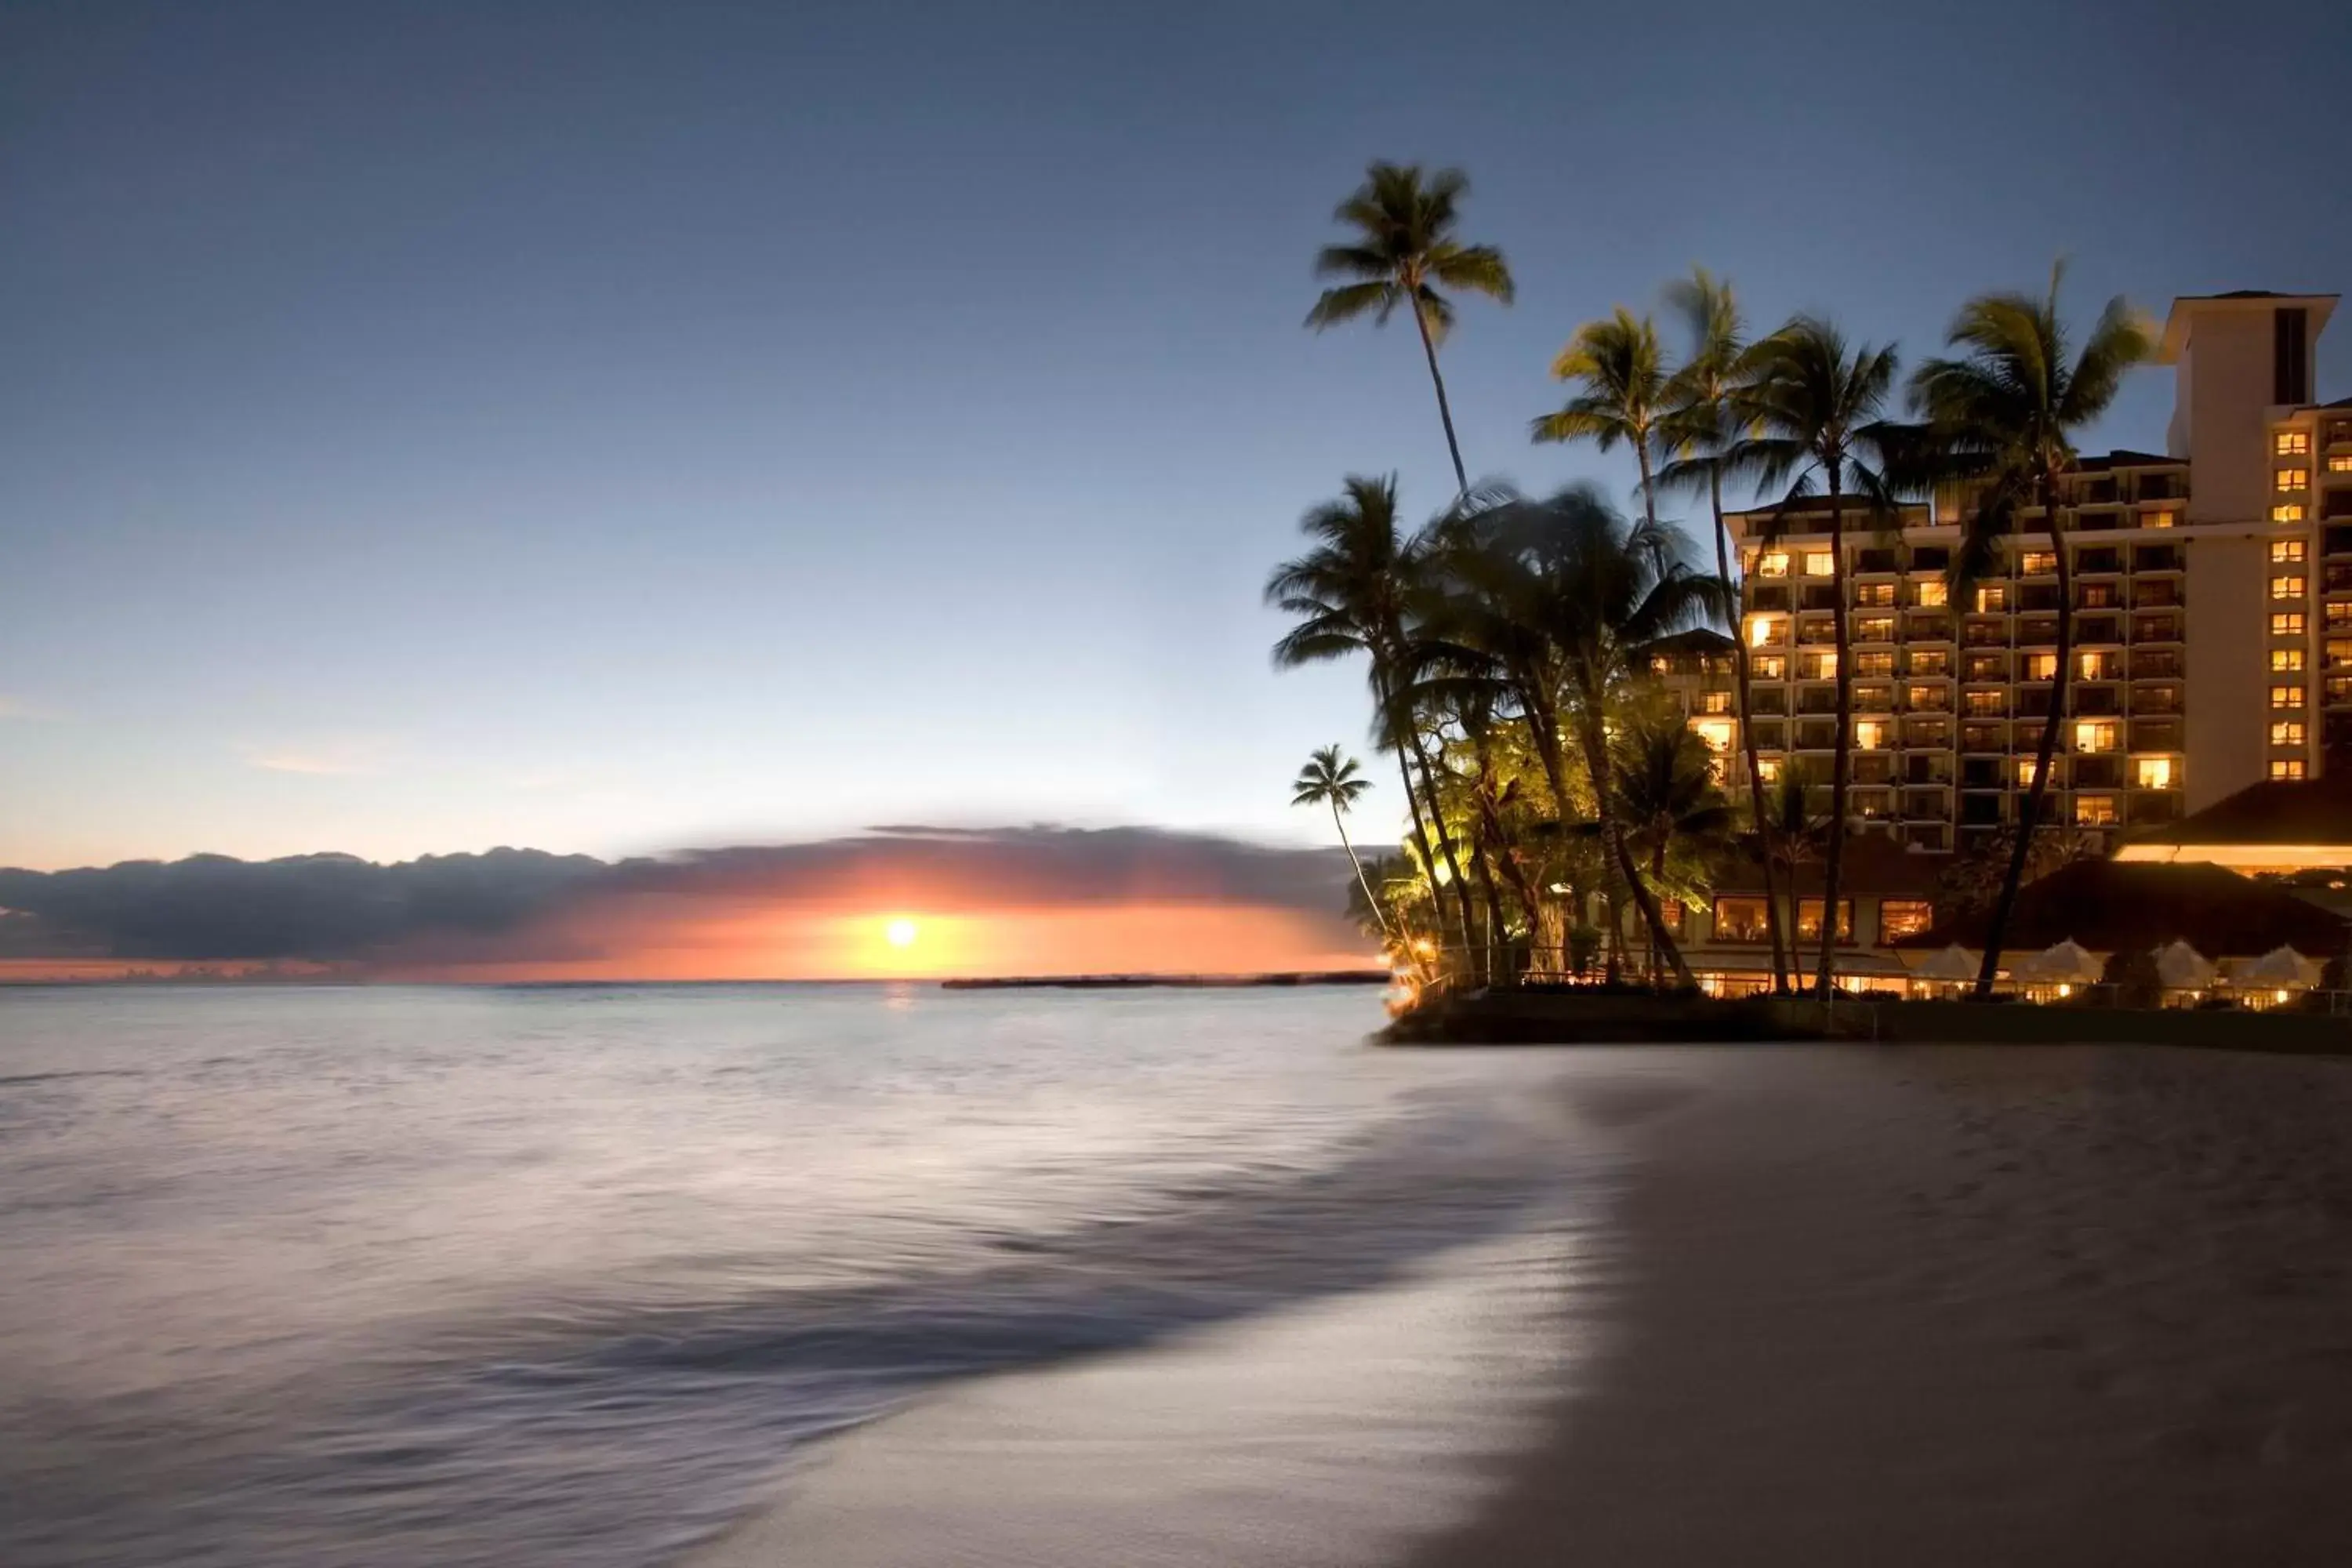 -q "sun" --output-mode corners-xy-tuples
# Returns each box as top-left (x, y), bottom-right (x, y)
(884, 917), (920, 949)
